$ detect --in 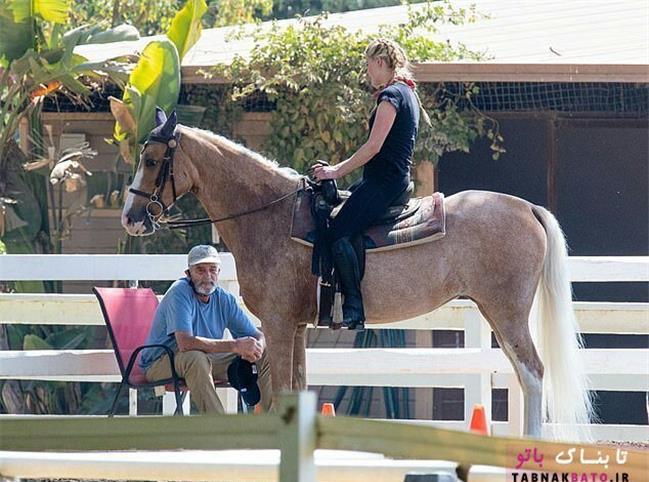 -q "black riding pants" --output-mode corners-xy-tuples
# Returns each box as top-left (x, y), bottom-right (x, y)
(329, 176), (409, 241)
